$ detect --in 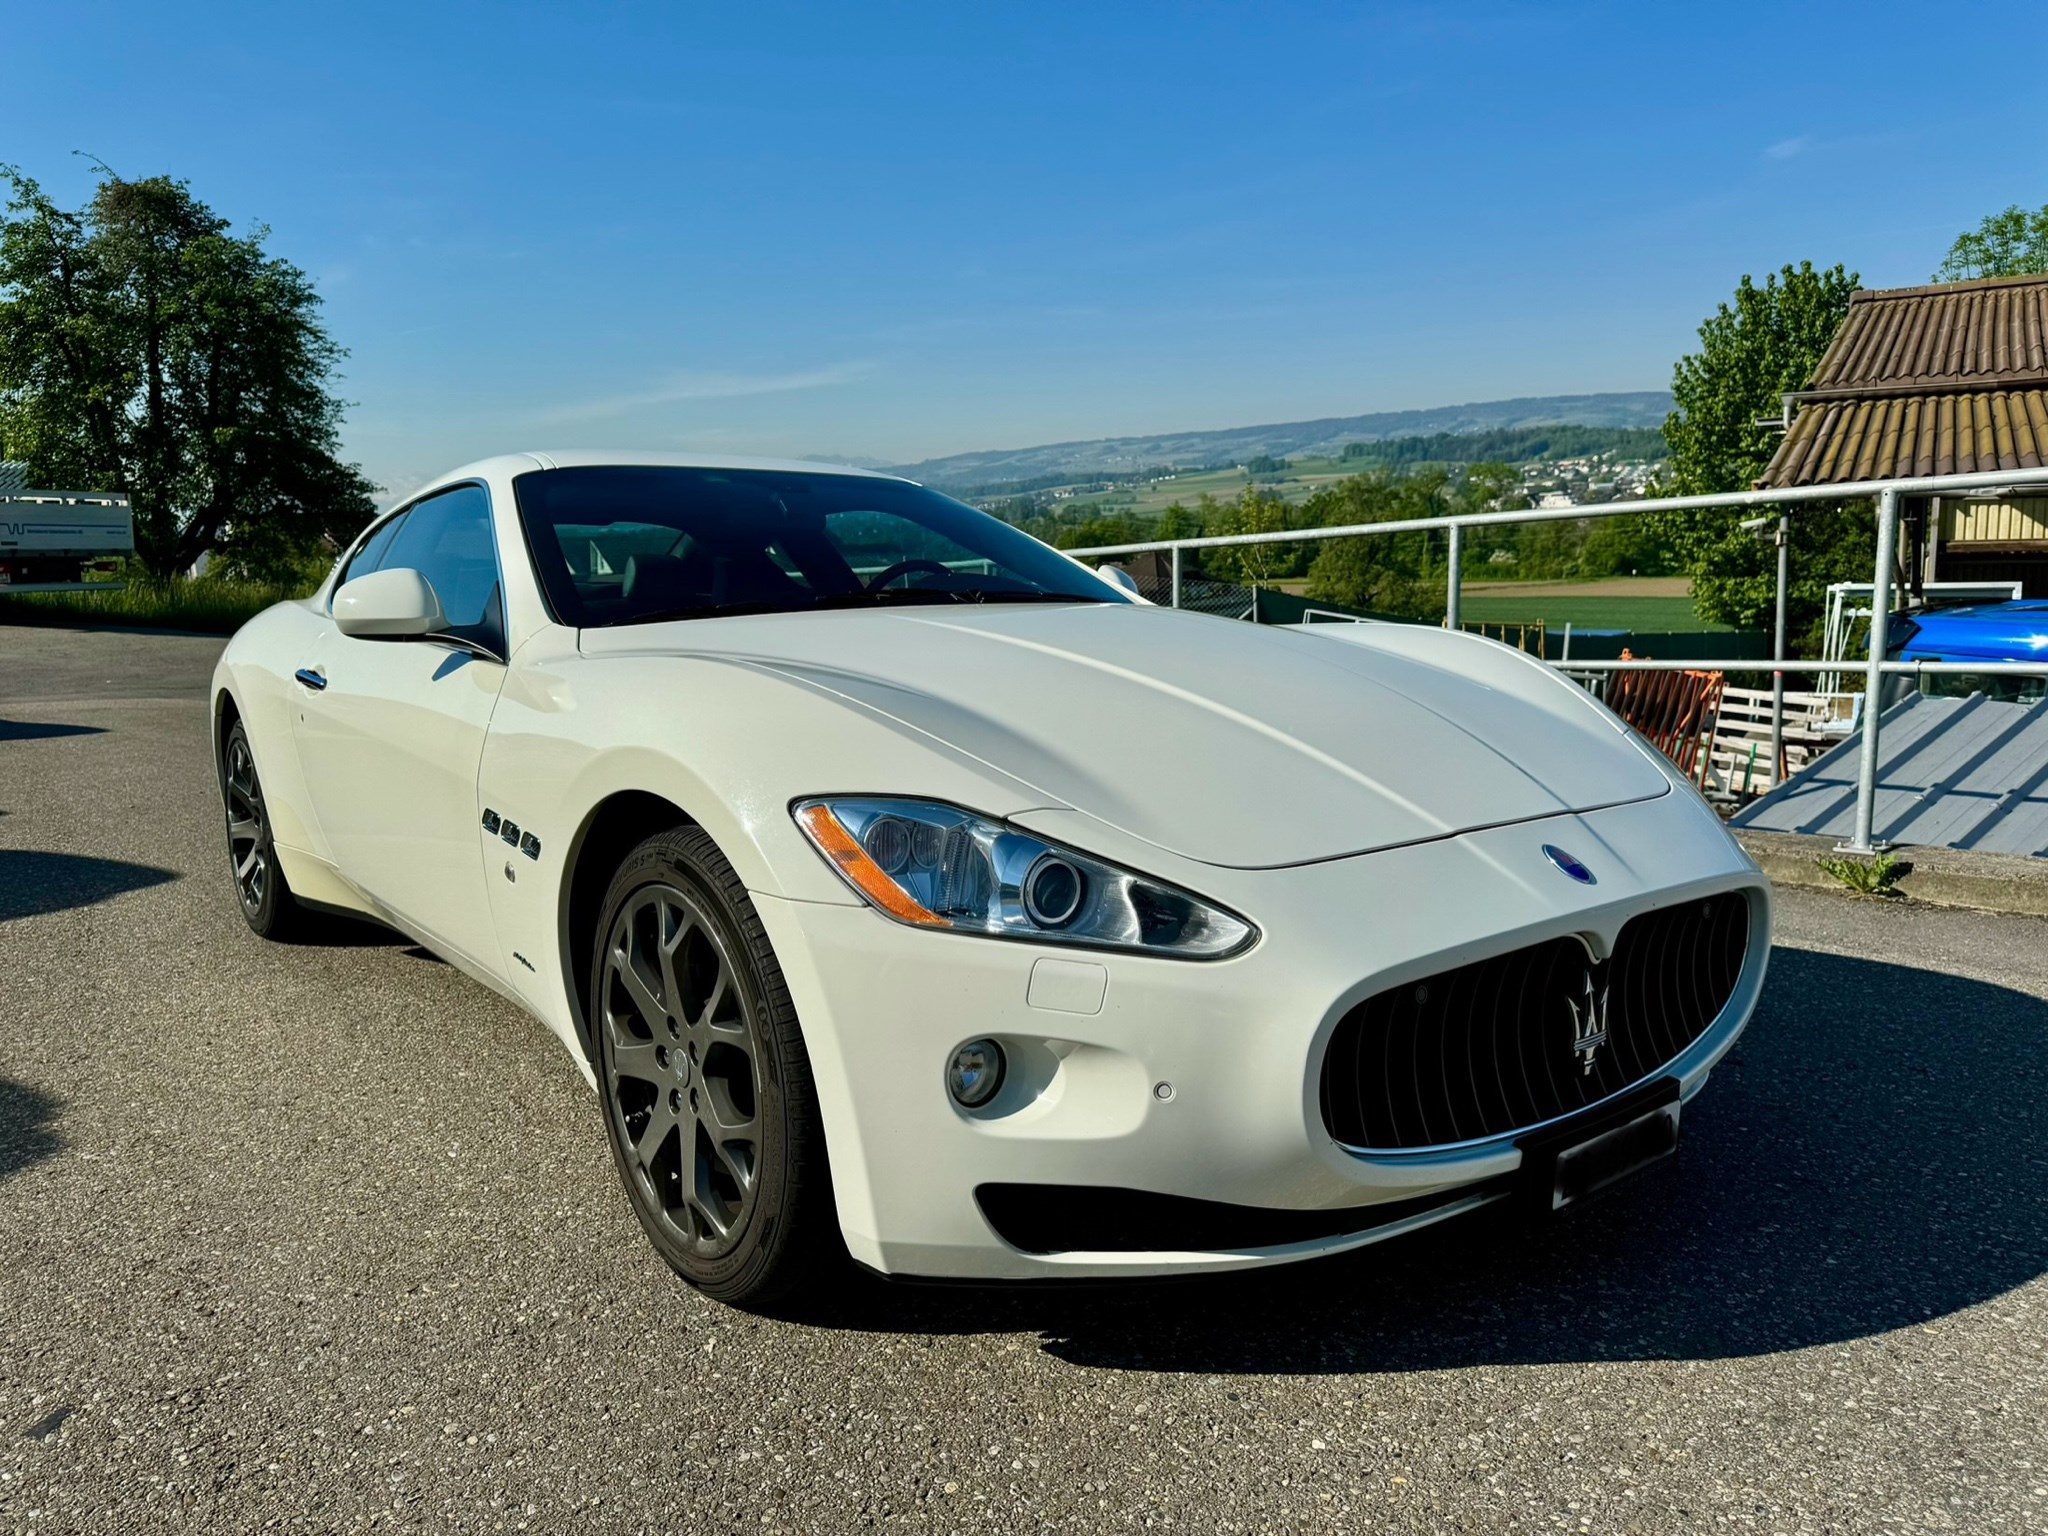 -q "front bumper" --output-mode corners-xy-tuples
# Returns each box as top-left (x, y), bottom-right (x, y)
(754, 791), (1771, 1280)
